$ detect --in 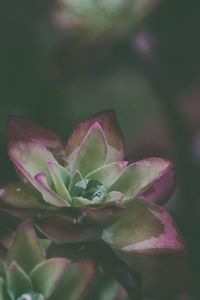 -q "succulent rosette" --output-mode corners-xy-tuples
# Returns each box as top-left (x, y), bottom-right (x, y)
(0, 111), (186, 259)
(0, 220), (97, 300)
